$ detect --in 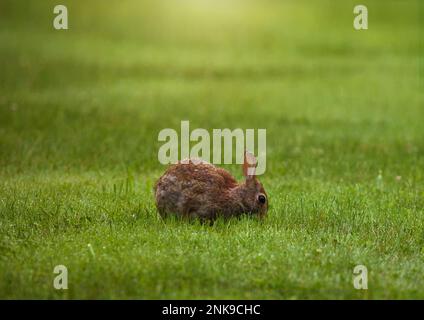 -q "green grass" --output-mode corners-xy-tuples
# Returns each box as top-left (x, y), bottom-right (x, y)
(0, 0), (423, 299)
